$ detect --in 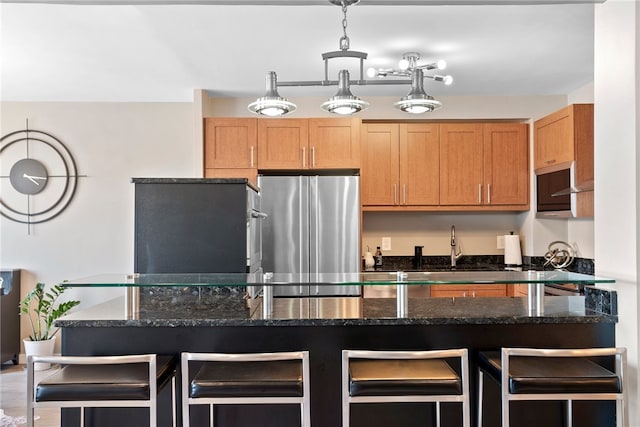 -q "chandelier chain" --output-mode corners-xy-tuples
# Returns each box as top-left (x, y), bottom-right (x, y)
(339, 0), (350, 51)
